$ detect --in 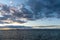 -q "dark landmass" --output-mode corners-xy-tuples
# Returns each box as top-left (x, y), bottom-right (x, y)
(0, 26), (32, 28)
